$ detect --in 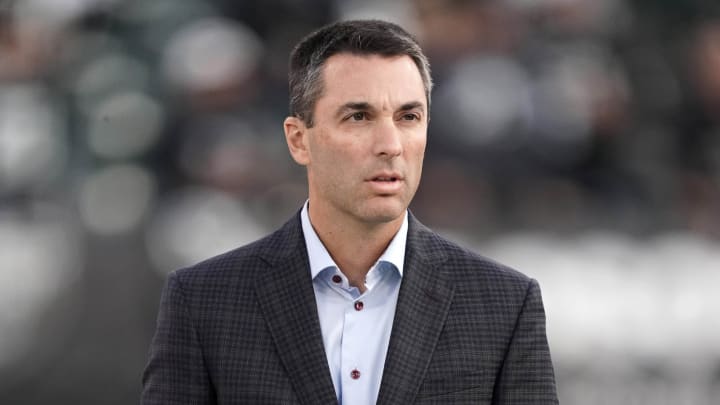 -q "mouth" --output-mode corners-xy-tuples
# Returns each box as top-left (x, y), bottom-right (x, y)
(367, 172), (403, 182)
(366, 173), (404, 194)
(371, 176), (400, 182)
